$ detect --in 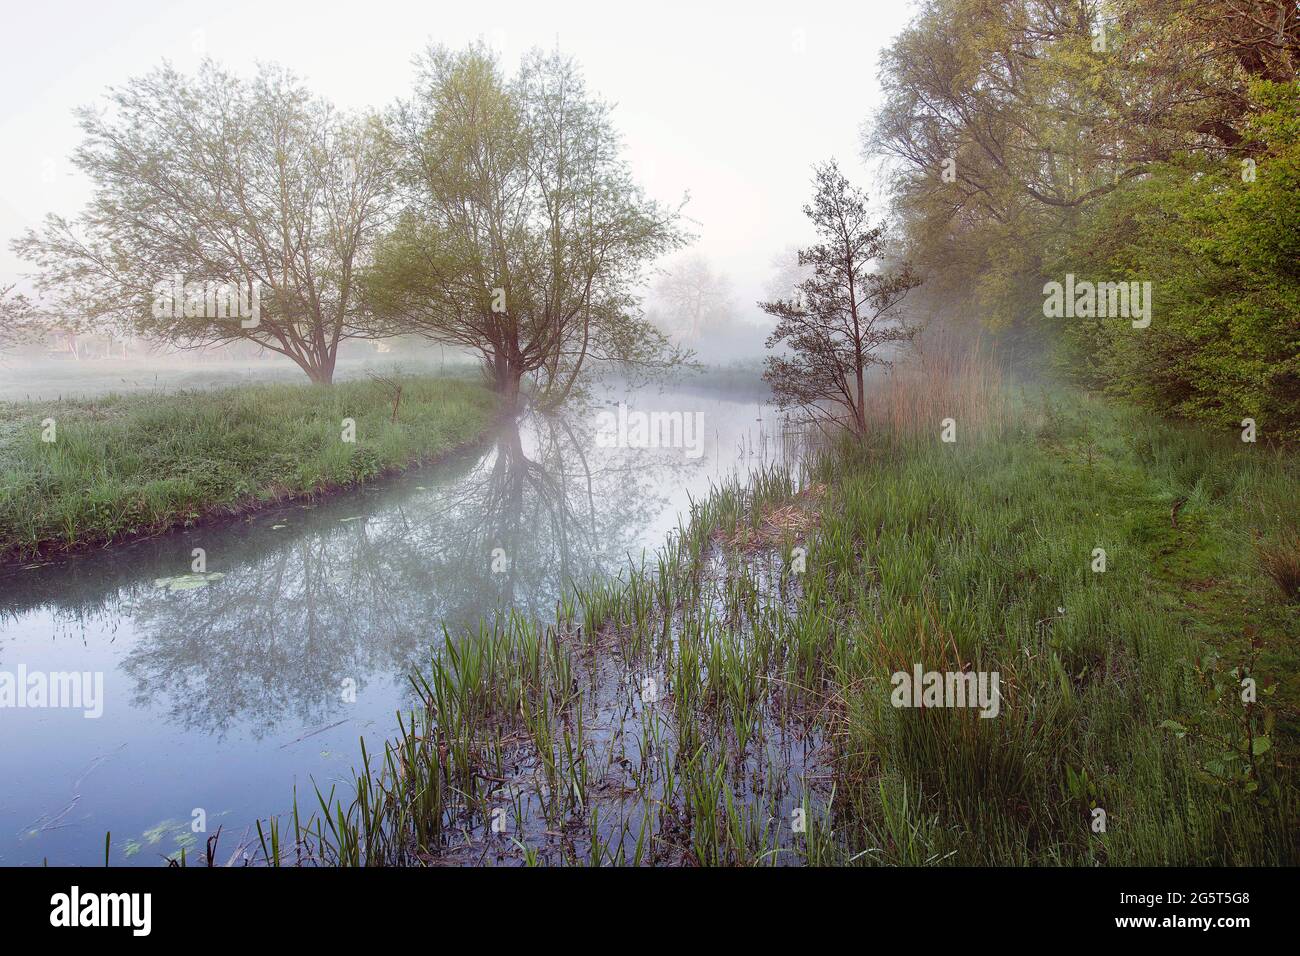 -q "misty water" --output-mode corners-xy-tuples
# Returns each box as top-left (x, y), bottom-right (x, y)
(0, 381), (797, 866)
